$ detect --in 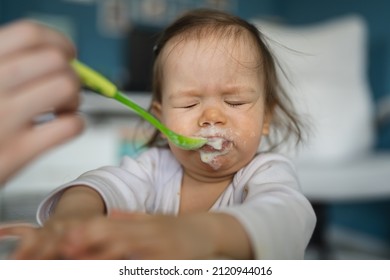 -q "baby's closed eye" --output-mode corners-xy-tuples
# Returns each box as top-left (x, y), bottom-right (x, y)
(224, 101), (247, 107)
